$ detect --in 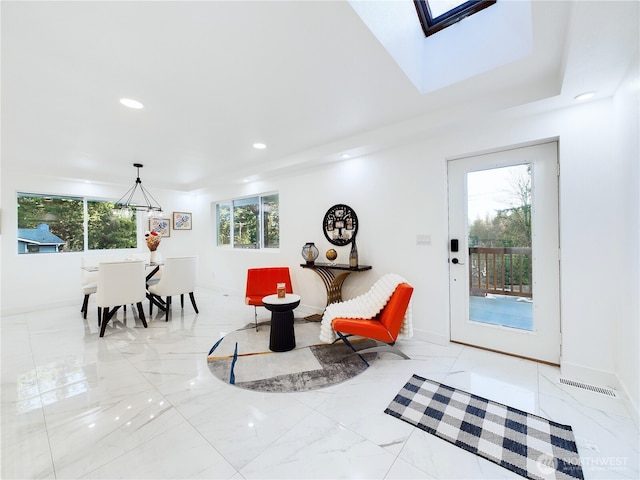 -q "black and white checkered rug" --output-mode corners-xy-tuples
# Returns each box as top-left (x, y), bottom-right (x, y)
(385, 374), (584, 480)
